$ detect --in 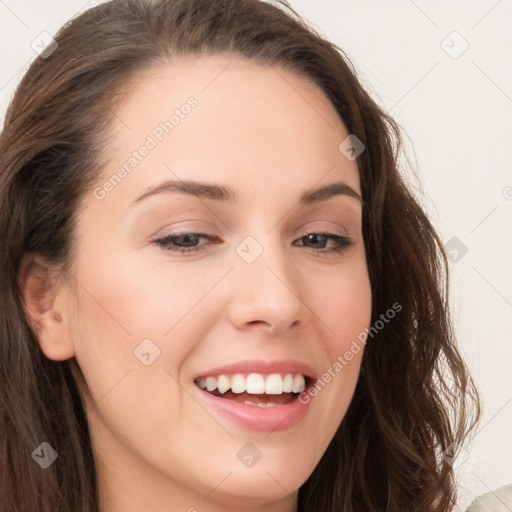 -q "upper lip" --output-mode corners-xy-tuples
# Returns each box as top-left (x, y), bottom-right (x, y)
(194, 359), (317, 381)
